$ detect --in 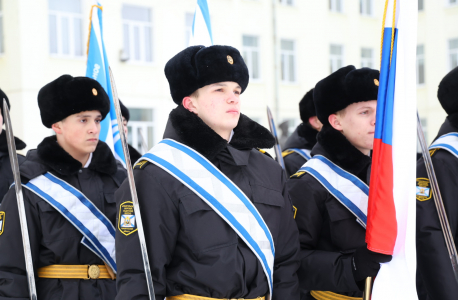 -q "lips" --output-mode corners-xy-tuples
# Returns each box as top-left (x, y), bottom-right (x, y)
(227, 110), (239, 114)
